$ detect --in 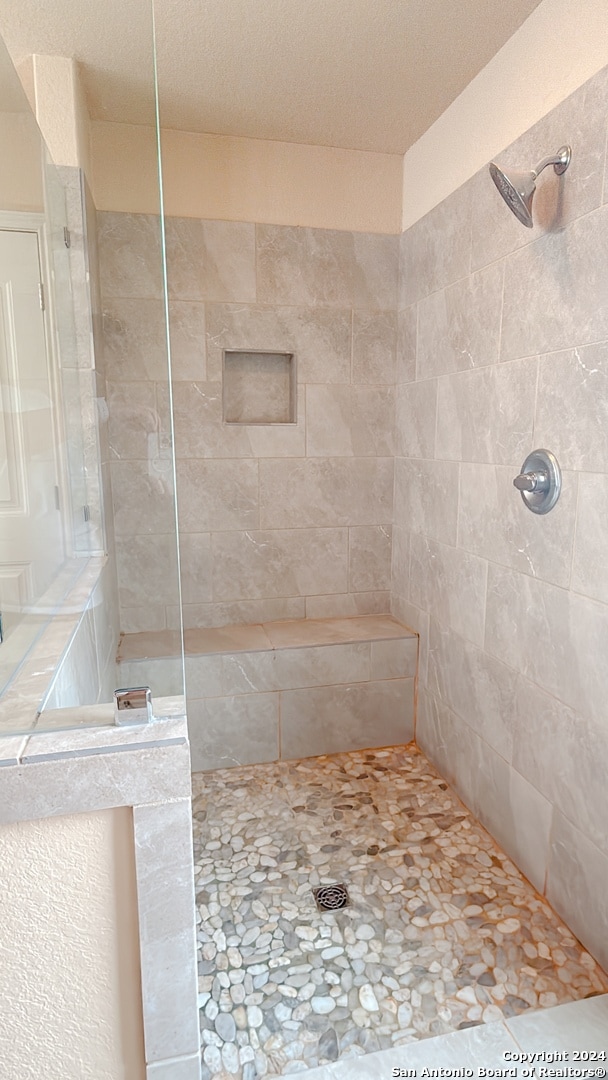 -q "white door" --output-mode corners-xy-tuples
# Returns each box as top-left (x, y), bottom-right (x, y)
(0, 228), (64, 643)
